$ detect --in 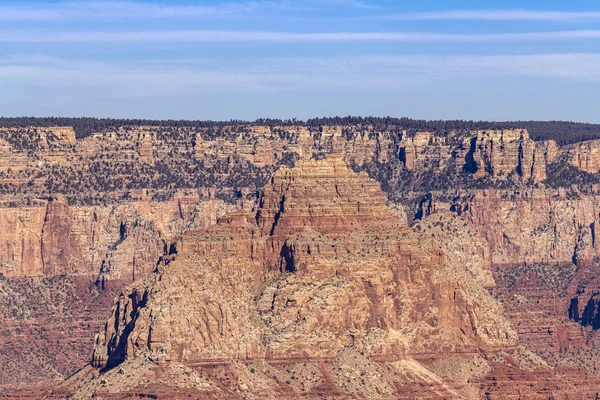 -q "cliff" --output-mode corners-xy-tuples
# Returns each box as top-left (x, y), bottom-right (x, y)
(0, 275), (116, 389)
(52, 158), (543, 399)
(0, 193), (232, 281)
(568, 139), (600, 173)
(0, 124), (597, 282)
(4, 122), (600, 397)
